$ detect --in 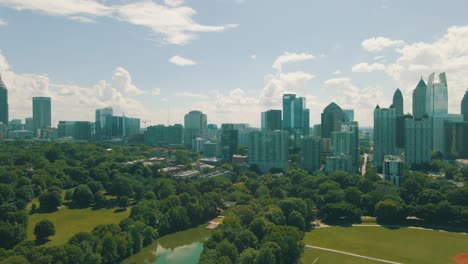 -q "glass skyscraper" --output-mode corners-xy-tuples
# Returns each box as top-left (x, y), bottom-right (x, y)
(0, 74), (8, 125)
(282, 94), (309, 135)
(184, 110), (207, 149)
(391, 88), (404, 116)
(32, 97), (51, 136)
(321, 102), (345, 139)
(412, 78), (427, 118)
(374, 105), (396, 168)
(462, 89), (468, 122)
(426, 72), (448, 117)
(95, 107), (113, 138)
